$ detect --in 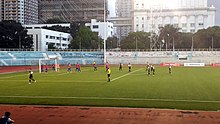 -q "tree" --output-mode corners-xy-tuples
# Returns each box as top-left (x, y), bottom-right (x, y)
(0, 20), (33, 48)
(194, 26), (220, 49)
(175, 32), (193, 49)
(70, 22), (85, 40)
(69, 26), (101, 49)
(106, 36), (118, 49)
(158, 24), (180, 50)
(120, 32), (150, 49)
